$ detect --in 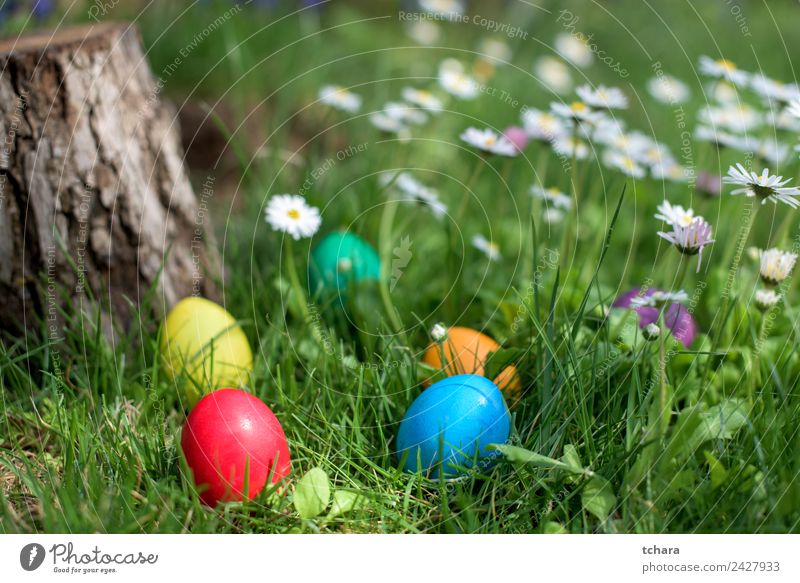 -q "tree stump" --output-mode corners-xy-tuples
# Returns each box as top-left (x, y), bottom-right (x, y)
(0, 23), (220, 337)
